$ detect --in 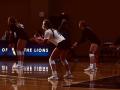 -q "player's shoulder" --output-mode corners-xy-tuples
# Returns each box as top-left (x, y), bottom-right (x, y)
(44, 29), (52, 35)
(46, 29), (55, 33)
(17, 23), (24, 29)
